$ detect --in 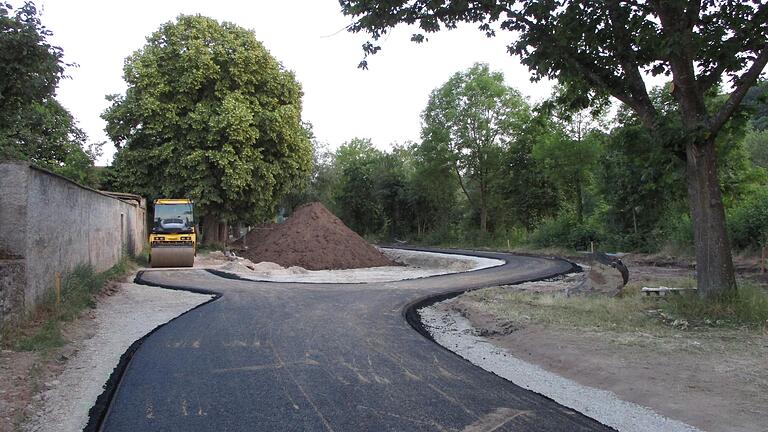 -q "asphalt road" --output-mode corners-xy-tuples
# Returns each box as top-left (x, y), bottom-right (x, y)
(99, 249), (614, 431)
